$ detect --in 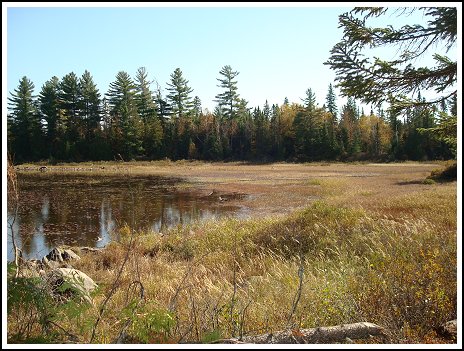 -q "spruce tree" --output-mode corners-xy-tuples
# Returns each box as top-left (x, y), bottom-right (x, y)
(325, 83), (338, 119)
(192, 96), (202, 122)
